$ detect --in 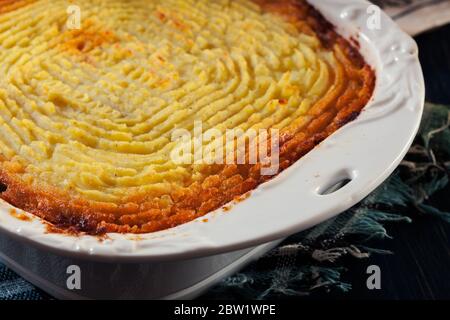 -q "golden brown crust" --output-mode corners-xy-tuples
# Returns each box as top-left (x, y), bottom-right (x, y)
(0, 0), (376, 234)
(0, 0), (34, 14)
